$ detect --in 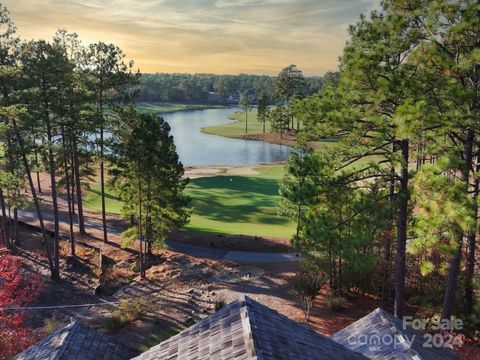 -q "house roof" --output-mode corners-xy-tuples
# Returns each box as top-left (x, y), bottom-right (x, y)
(132, 296), (368, 360)
(13, 320), (138, 360)
(331, 308), (462, 360)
